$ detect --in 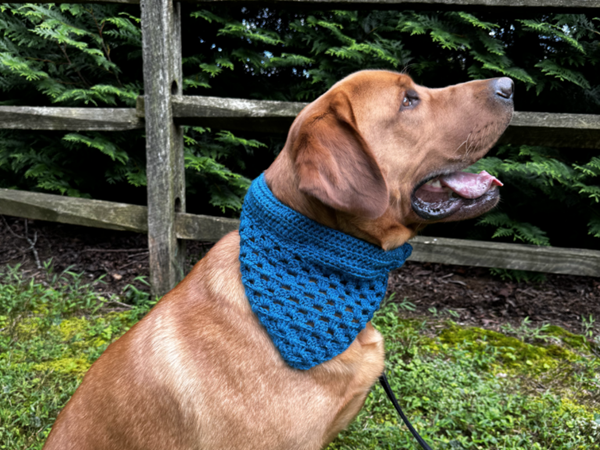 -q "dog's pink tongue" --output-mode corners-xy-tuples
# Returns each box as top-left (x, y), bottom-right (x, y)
(440, 171), (503, 199)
